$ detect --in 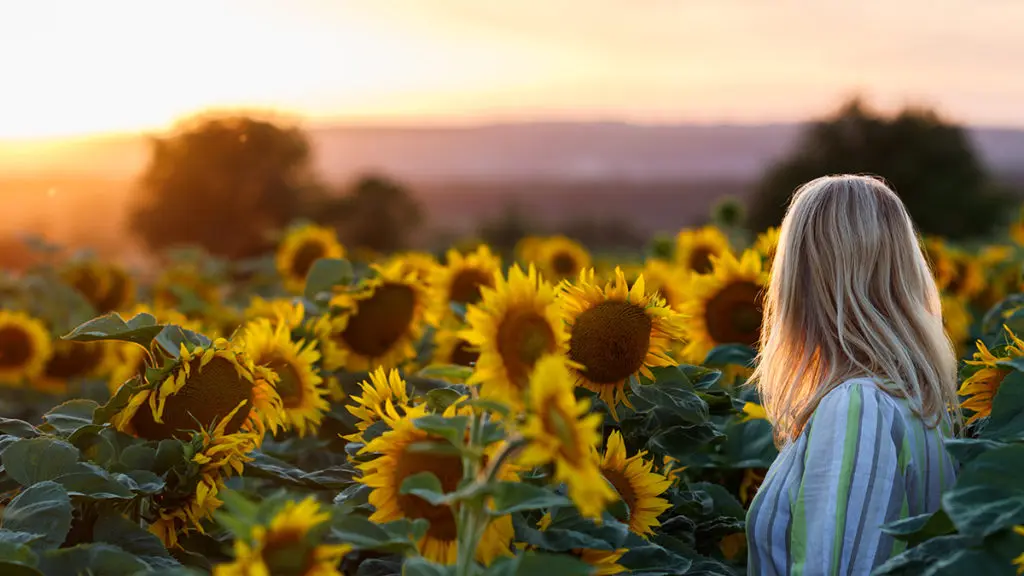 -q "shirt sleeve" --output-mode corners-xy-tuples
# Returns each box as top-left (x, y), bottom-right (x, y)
(789, 382), (906, 575)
